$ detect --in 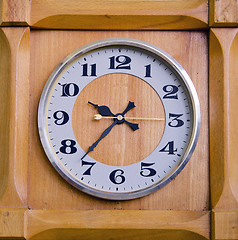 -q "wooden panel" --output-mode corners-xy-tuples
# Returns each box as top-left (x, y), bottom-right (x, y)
(0, 0), (207, 29)
(209, 28), (238, 210)
(29, 0), (208, 29)
(209, 0), (238, 27)
(0, 28), (10, 202)
(25, 210), (210, 240)
(0, 0), (29, 26)
(0, 27), (29, 207)
(212, 211), (238, 239)
(210, 28), (238, 240)
(0, 208), (25, 238)
(29, 30), (209, 211)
